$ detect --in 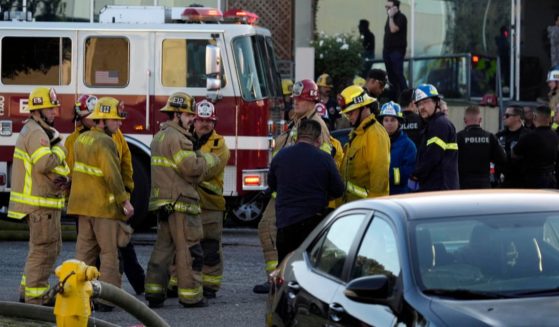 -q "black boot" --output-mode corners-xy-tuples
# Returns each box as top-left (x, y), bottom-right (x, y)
(203, 287), (217, 299)
(252, 281), (270, 294)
